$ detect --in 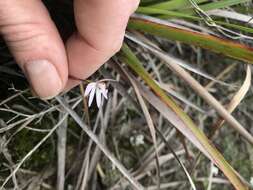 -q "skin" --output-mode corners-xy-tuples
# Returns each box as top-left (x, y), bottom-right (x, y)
(0, 0), (140, 99)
